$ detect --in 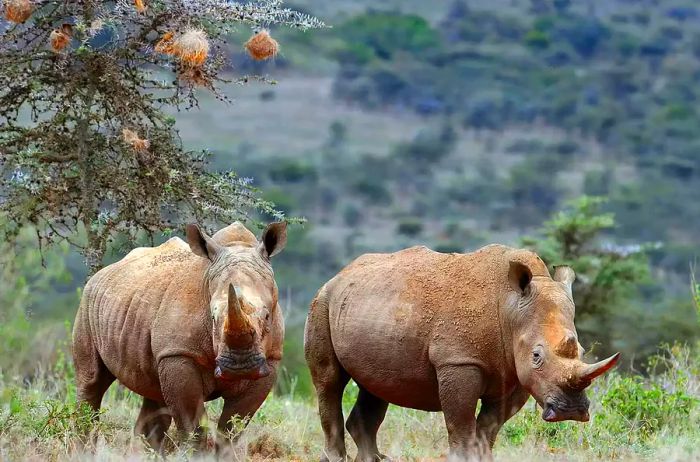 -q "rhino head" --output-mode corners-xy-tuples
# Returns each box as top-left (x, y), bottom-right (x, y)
(186, 222), (287, 381)
(508, 261), (620, 423)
